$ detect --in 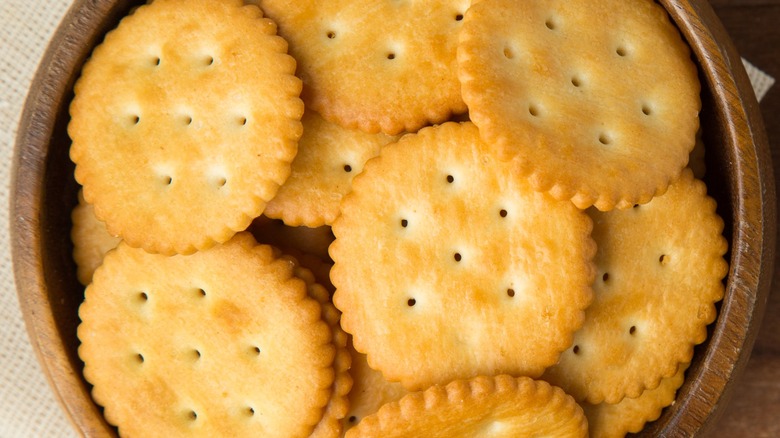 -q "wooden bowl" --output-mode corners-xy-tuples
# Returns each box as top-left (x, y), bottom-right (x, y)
(11, 0), (775, 436)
